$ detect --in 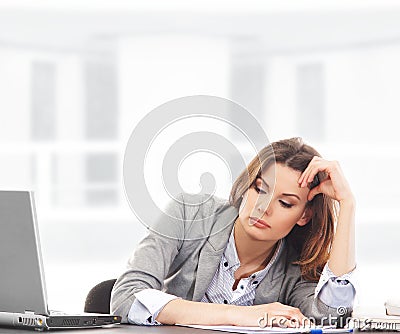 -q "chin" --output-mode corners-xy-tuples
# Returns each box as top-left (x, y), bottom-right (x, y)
(246, 226), (274, 241)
